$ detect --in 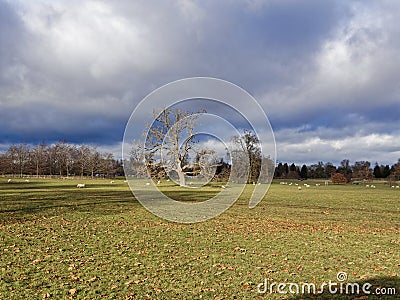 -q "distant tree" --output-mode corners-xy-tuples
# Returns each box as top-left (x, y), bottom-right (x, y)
(214, 159), (231, 182)
(337, 159), (352, 182)
(76, 145), (91, 177)
(390, 160), (400, 181)
(286, 163), (299, 179)
(7, 144), (30, 177)
(315, 162), (325, 178)
(325, 162), (336, 178)
(87, 146), (101, 178)
(31, 142), (47, 177)
(373, 163), (382, 179)
(99, 152), (116, 177)
(283, 163), (289, 178)
(0, 152), (10, 175)
(300, 164), (308, 179)
(382, 165), (391, 178)
(232, 130), (262, 183)
(274, 162), (284, 178)
(331, 173), (347, 184)
(352, 161), (373, 180)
